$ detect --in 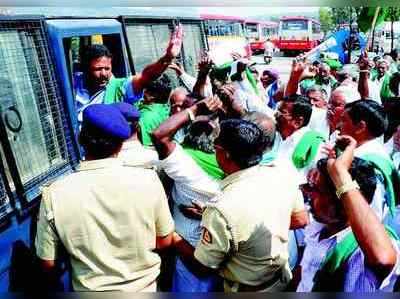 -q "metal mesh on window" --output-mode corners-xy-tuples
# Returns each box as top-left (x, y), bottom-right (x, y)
(124, 20), (180, 89)
(0, 19), (76, 202)
(181, 22), (207, 77)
